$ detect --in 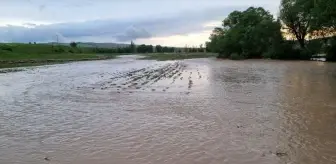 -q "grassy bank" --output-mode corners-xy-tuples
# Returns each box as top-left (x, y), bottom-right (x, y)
(140, 53), (217, 61)
(0, 53), (119, 68)
(0, 43), (216, 68)
(0, 43), (121, 68)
